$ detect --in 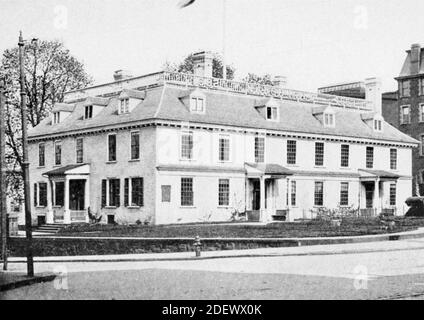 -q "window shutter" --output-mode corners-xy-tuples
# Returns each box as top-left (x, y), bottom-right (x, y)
(124, 178), (129, 207)
(115, 179), (120, 207)
(34, 183), (37, 207)
(139, 178), (144, 207)
(101, 180), (106, 208)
